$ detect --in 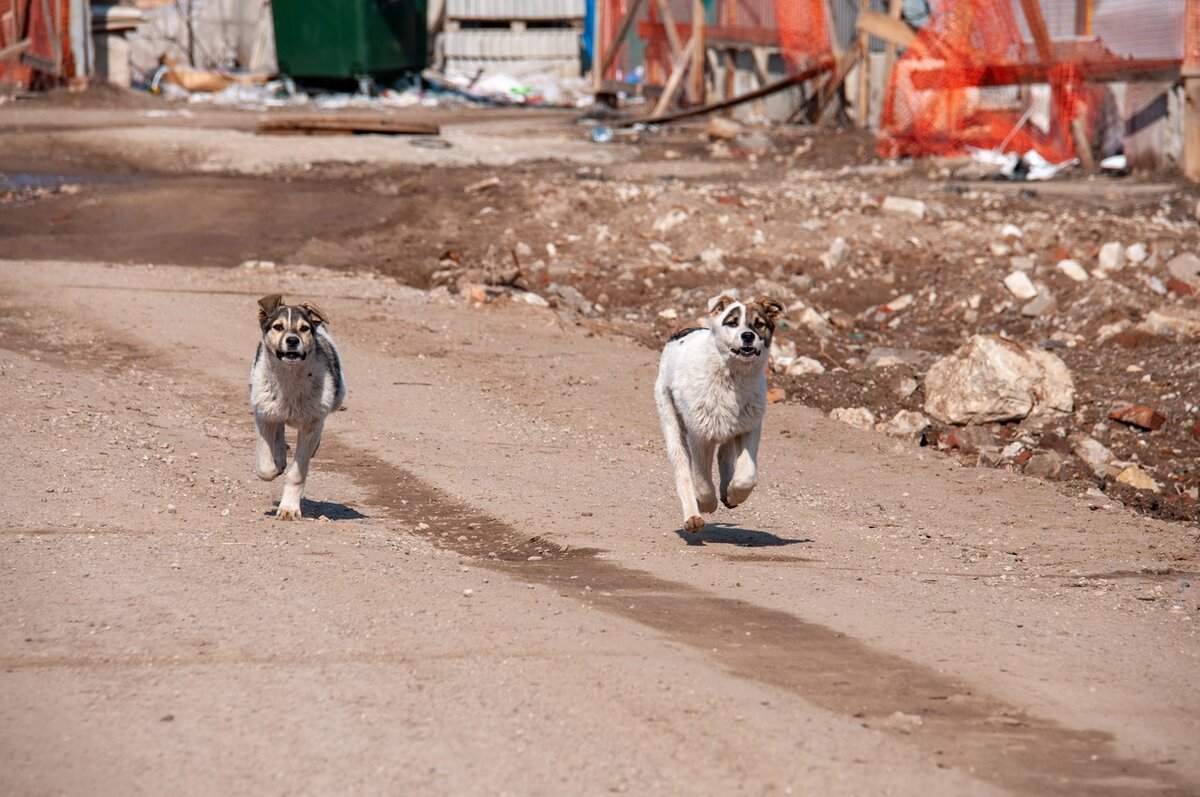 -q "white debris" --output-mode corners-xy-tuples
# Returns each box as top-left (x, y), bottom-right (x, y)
(830, 407), (876, 431)
(1003, 271), (1039, 300)
(1057, 259), (1089, 282)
